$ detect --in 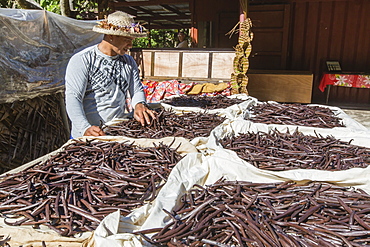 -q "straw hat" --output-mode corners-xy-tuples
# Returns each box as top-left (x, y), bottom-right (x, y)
(93, 11), (147, 38)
